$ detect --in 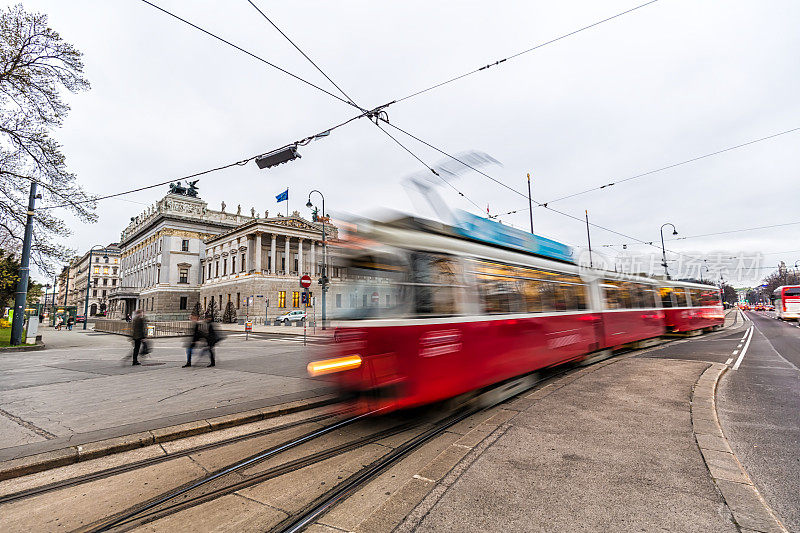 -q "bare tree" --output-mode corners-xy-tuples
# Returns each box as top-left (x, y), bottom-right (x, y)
(0, 4), (95, 275)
